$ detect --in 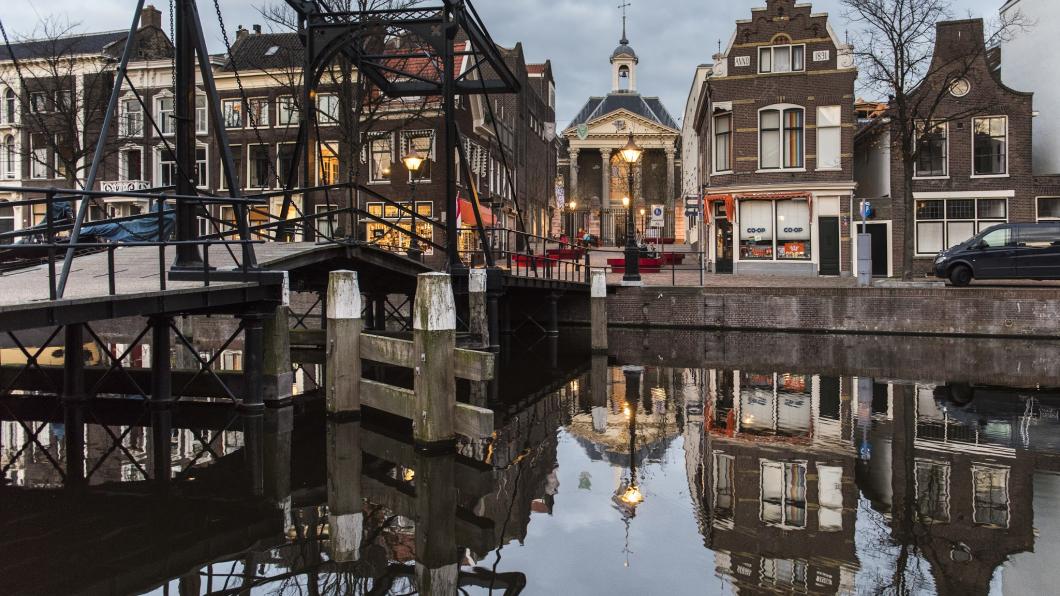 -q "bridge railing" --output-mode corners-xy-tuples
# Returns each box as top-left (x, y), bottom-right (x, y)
(0, 184), (267, 299)
(460, 227), (592, 284)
